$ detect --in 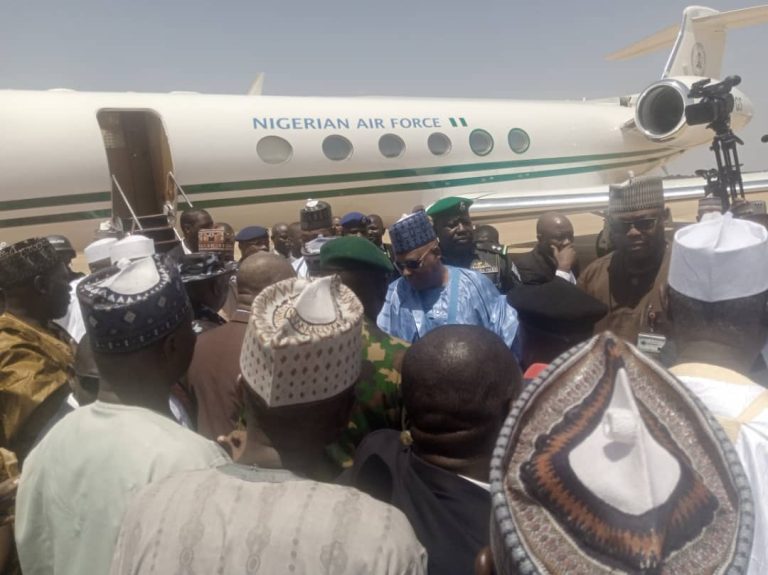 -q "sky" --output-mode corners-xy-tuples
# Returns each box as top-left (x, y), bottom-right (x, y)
(2, 0), (767, 174)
